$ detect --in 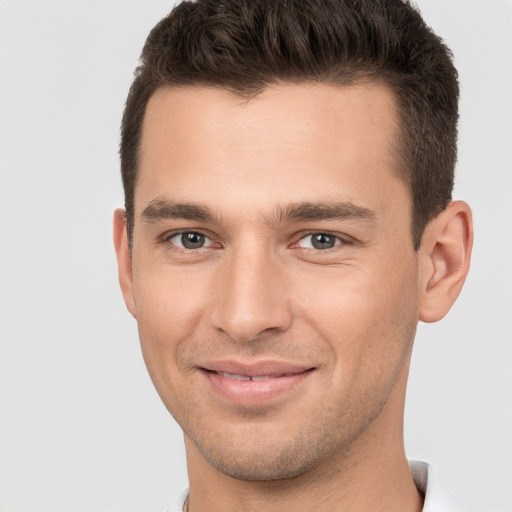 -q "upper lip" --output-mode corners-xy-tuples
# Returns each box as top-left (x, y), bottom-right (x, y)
(200, 359), (314, 378)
